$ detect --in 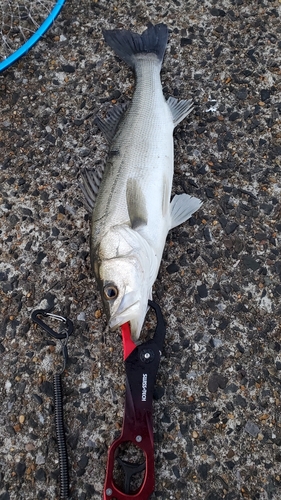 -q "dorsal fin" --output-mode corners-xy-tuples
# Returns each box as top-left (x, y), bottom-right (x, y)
(80, 167), (104, 212)
(94, 102), (130, 143)
(167, 97), (194, 127)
